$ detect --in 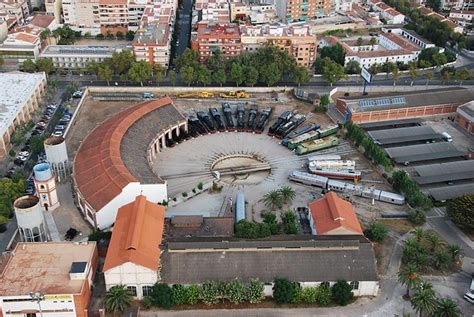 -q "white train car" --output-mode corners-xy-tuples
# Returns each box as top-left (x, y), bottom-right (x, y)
(307, 155), (341, 162)
(309, 160), (356, 172)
